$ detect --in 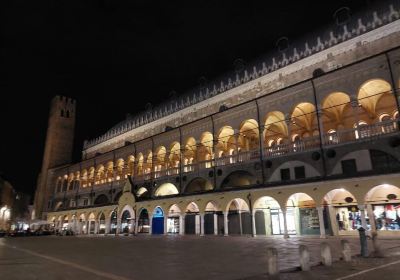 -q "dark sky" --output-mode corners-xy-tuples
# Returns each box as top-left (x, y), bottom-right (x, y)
(0, 0), (378, 199)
